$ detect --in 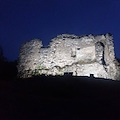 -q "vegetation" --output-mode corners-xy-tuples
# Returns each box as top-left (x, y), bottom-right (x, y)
(32, 69), (40, 76)
(0, 46), (17, 80)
